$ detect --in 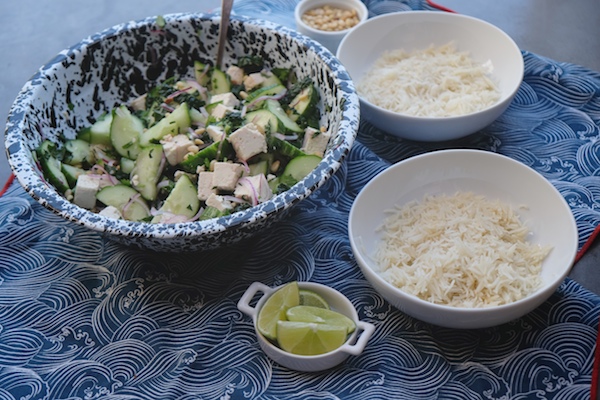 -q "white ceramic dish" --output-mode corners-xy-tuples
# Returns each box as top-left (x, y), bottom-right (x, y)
(348, 149), (578, 329)
(238, 281), (375, 371)
(295, 0), (369, 53)
(336, 11), (524, 142)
